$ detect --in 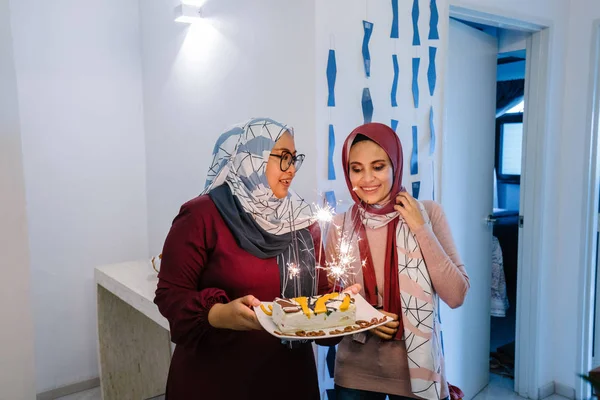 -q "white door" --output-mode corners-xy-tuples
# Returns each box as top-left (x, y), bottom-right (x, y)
(440, 19), (498, 399)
